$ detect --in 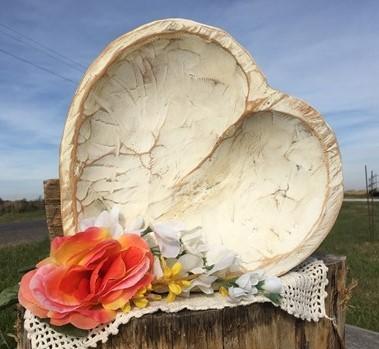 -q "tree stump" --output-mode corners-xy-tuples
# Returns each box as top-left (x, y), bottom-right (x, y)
(16, 179), (347, 349)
